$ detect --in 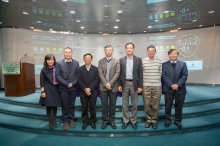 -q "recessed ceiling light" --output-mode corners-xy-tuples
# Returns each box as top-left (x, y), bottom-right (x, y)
(148, 26), (152, 28)
(104, 5), (108, 7)
(199, 25), (203, 27)
(62, 0), (67, 1)
(128, 31), (131, 33)
(70, 11), (75, 14)
(30, 27), (34, 29)
(2, 0), (9, 2)
(104, 16), (108, 17)
(164, 11), (169, 13)
(178, 28), (181, 29)
(106, 29), (108, 30)
(143, 31), (147, 32)
(116, 19), (120, 22)
(177, 0), (182, 1)
(105, 24), (108, 25)
(114, 26), (118, 29)
(99, 32), (102, 33)
(114, 32), (117, 33)
(80, 26), (84, 29)
(76, 20), (81, 22)
(22, 12), (28, 15)
(155, 20), (159, 22)
(193, 20), (197, 22)
(117, 10), (123, 13)
(159, 29), (163, 31)
(49, 29), (53, 31)
(37, 21), (41, 23)
(208, 11), (214, 13)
